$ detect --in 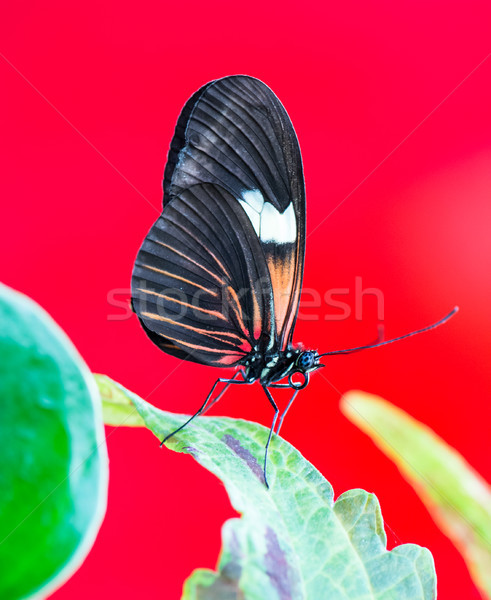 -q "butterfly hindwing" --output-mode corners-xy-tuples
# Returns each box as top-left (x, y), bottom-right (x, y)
(132, 183), (275, 365)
